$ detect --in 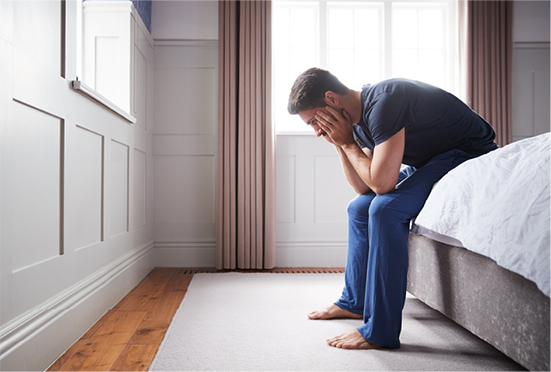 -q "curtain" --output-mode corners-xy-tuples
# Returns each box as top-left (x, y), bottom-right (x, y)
(217, 0), (276, 270)
(459, 0), (513, 147)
